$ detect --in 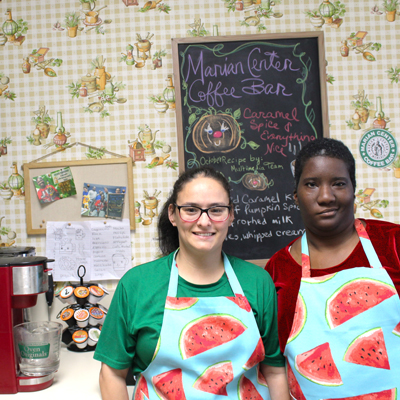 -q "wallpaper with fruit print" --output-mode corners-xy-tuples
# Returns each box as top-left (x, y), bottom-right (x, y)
(0, 0), (399, 286)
